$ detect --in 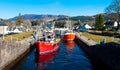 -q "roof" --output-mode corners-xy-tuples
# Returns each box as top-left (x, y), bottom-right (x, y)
(0, 22), (7, 26)
(84, 24), (92, 29)
(114, 21), (118, 27)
